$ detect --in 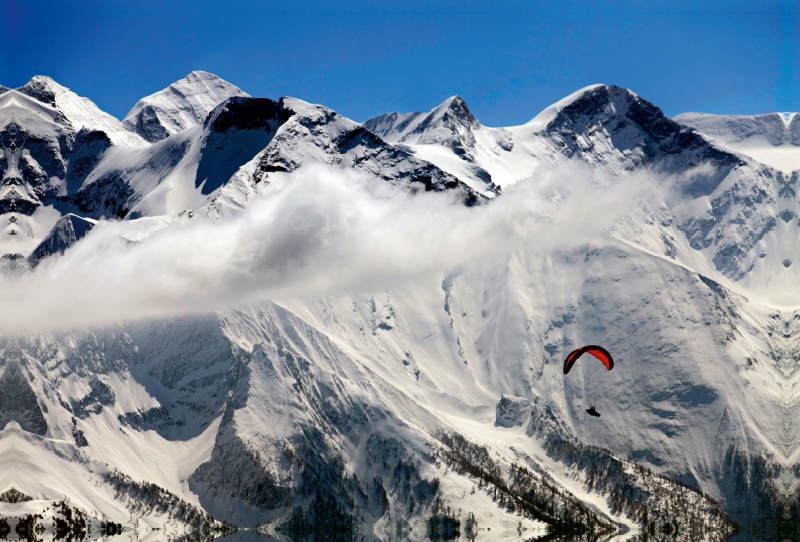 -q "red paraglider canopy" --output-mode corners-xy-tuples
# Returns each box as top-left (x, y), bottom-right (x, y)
(563, 345), (614, 374)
